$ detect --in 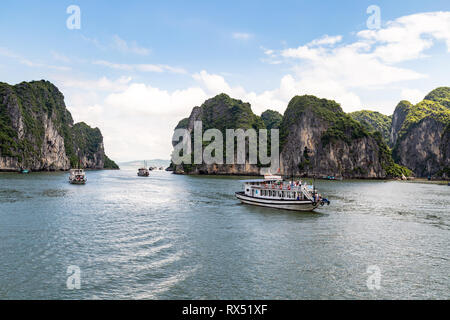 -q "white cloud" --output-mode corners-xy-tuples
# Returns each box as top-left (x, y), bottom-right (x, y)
(401, 88), (425, 104)
(308, 34), (343, 46)
(232, 32), (253, 40)
(266, 11), (450, 112)
(50, 51), (71, 63)
(55, 75), (133, 92)
(112, 35), (151, 56)
(0, 47), (71, 71)
(93, 60), (187, 74)
(357, 12), (450, 63)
